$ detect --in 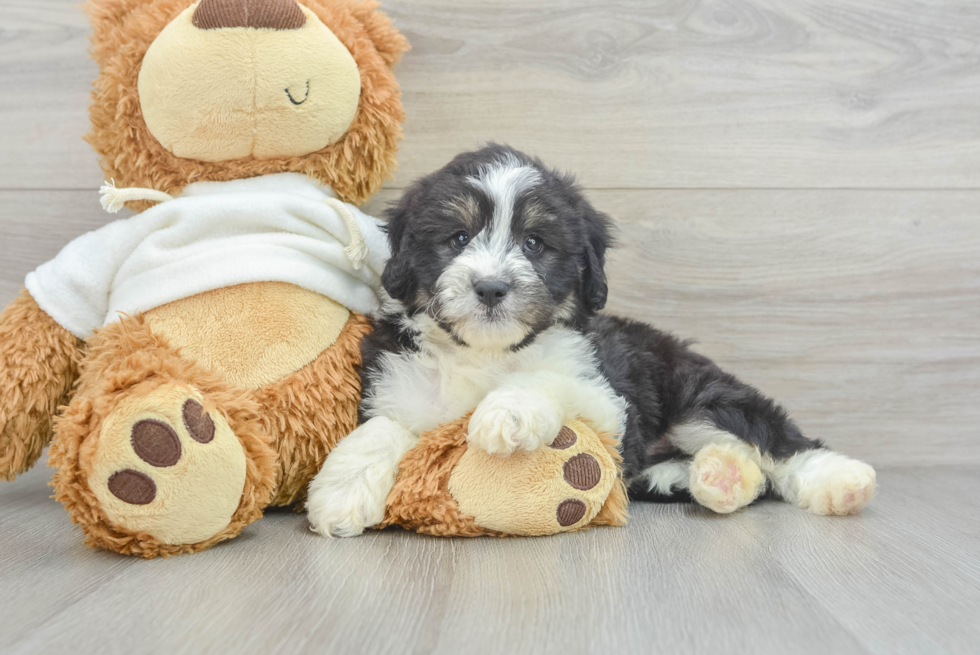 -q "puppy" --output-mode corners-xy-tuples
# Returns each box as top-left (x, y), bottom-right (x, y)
(307, 144), (876, 536)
